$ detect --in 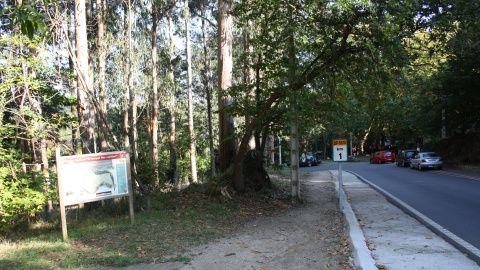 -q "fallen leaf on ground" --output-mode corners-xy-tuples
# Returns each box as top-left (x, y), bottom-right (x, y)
(224, 253), (236, 256)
